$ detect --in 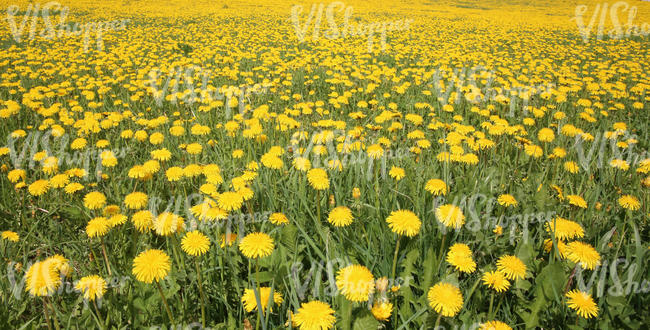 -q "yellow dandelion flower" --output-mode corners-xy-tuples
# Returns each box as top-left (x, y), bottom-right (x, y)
(132, 249), (171, 283)
(565, 290), (598, 318)
(385, 210), (421, 237)
(75, 275), (107, 301)
(482, 271), (511, 292)
(496, 255), (527, 280)
(427, 282), (463, 317)
(181, 230), (210, 256)
(239, 232), (274, 259)
(425, 179), (448, 195)
(327, 206), (354, 227)
(293, 300), (336, 330)
(565, 241), (601, 270)
(336, 264), (375, 302)
(241, 287), (283, 313)
(435, 204), (465, 229)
